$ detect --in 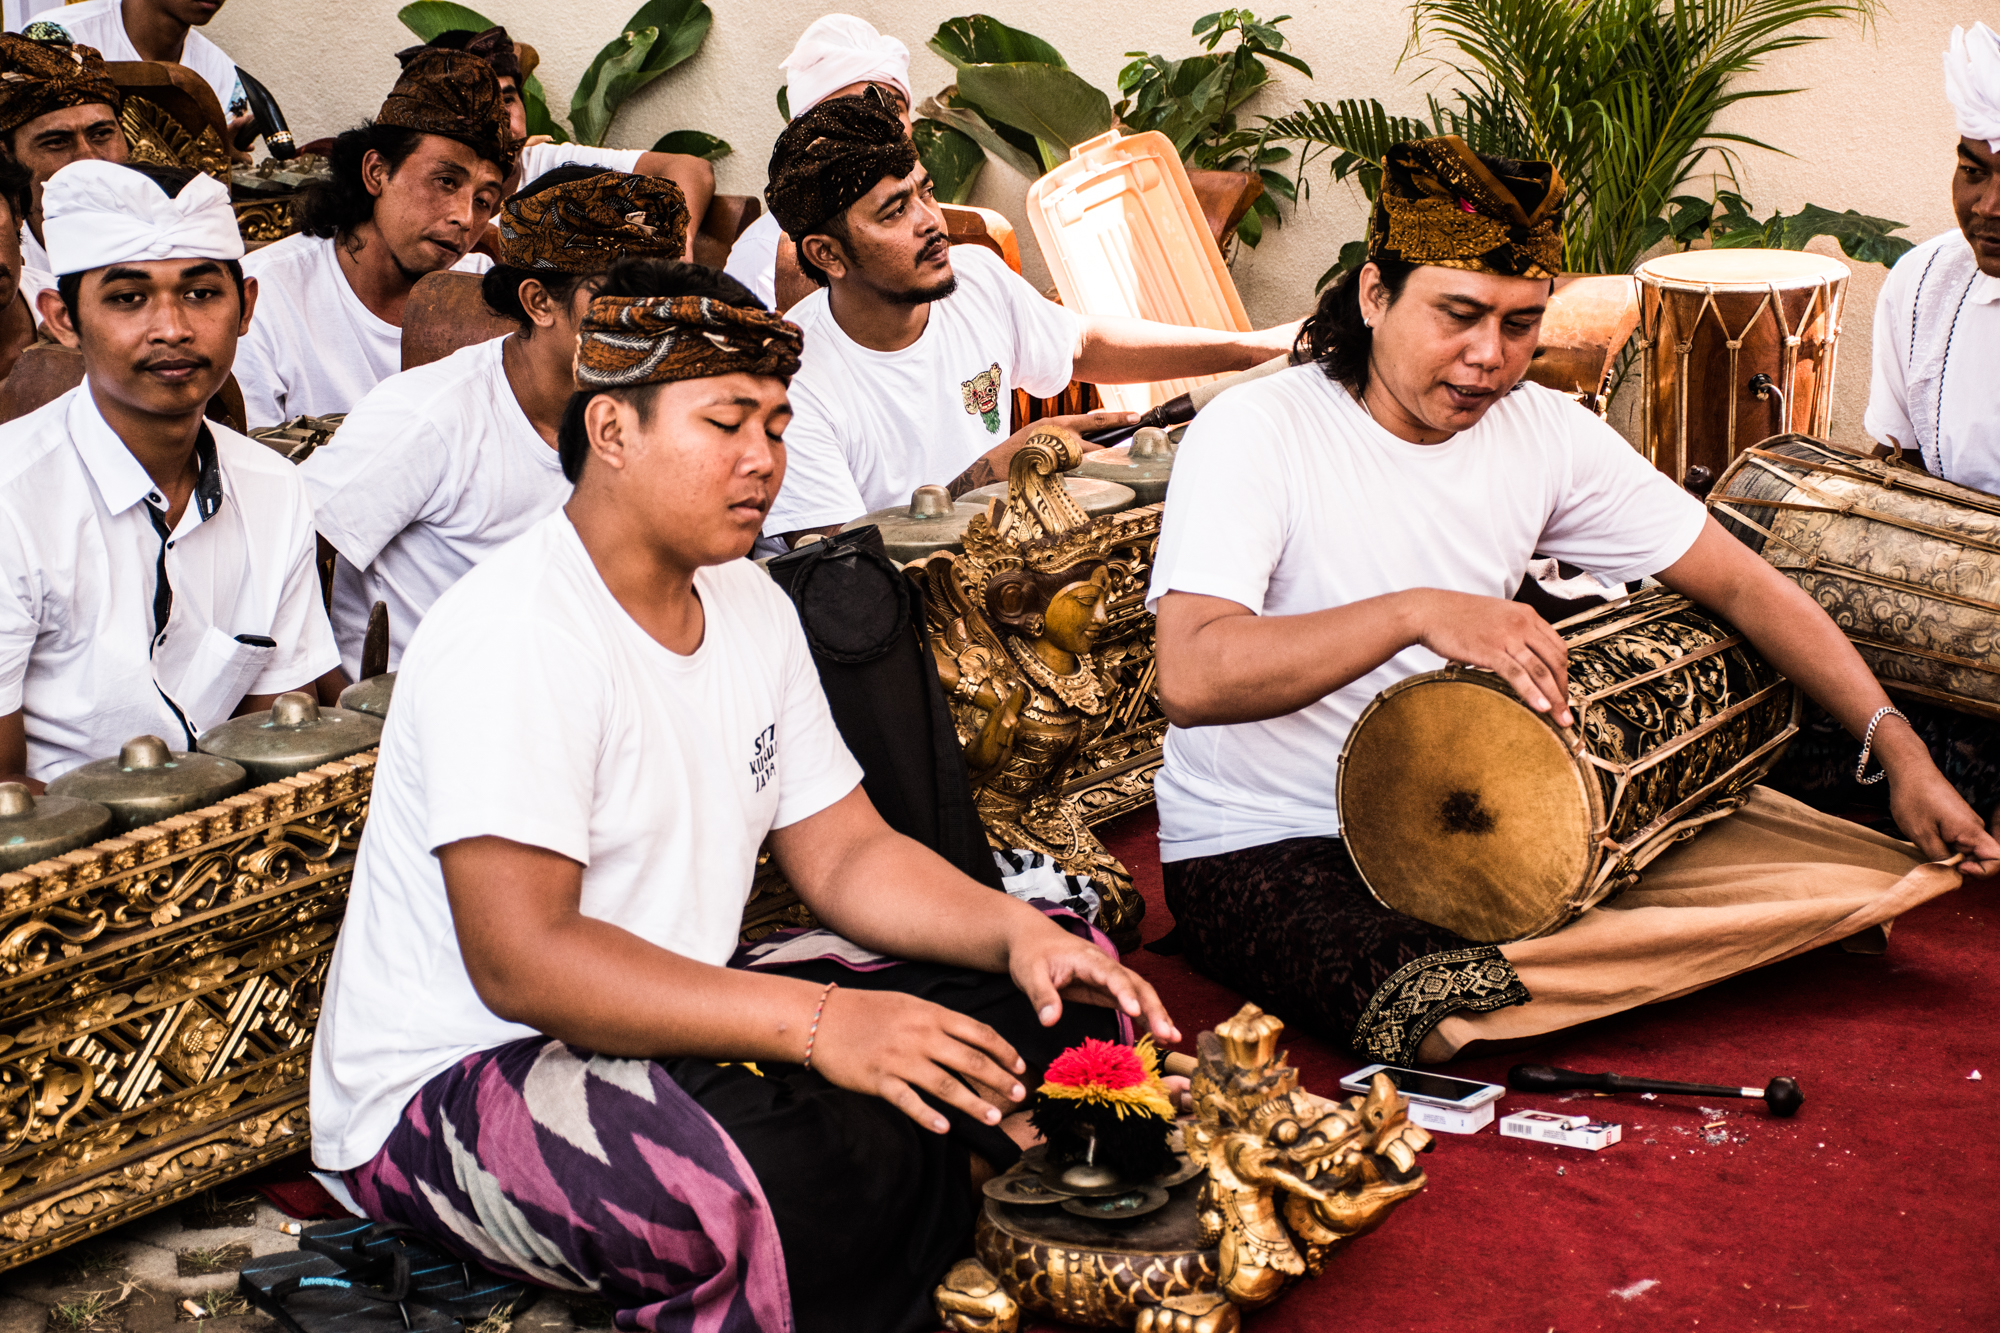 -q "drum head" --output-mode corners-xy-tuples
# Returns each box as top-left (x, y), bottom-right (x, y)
(1340, 678), (1595, 943)
(1637, 249), (1848, 287)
